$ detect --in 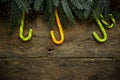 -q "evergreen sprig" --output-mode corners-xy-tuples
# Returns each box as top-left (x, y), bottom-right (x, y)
(0, 0), (119, 33)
